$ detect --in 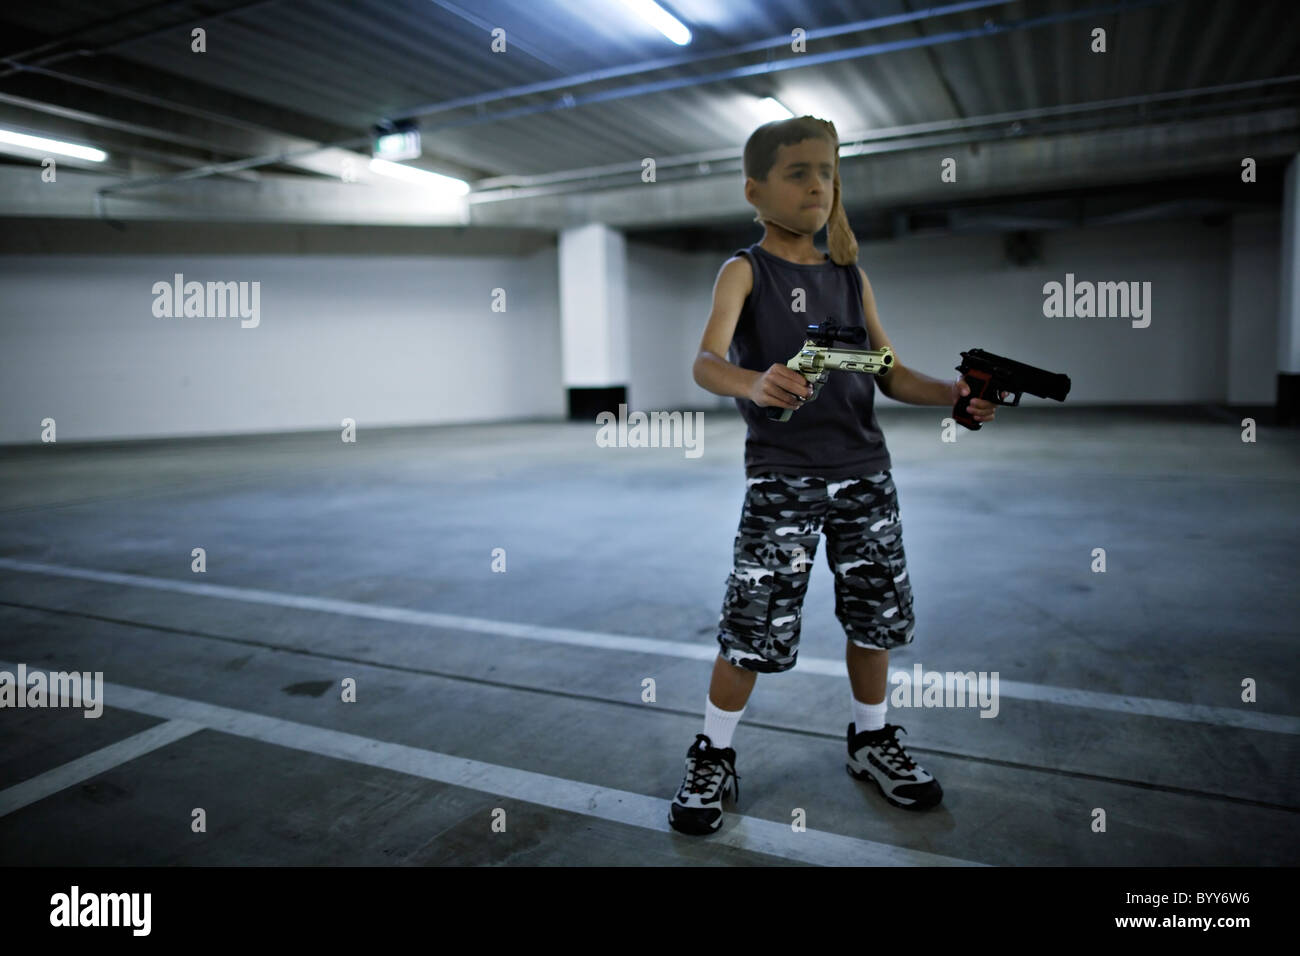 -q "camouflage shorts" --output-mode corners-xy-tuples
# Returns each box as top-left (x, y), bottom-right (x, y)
(716, 470), (915, 673)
